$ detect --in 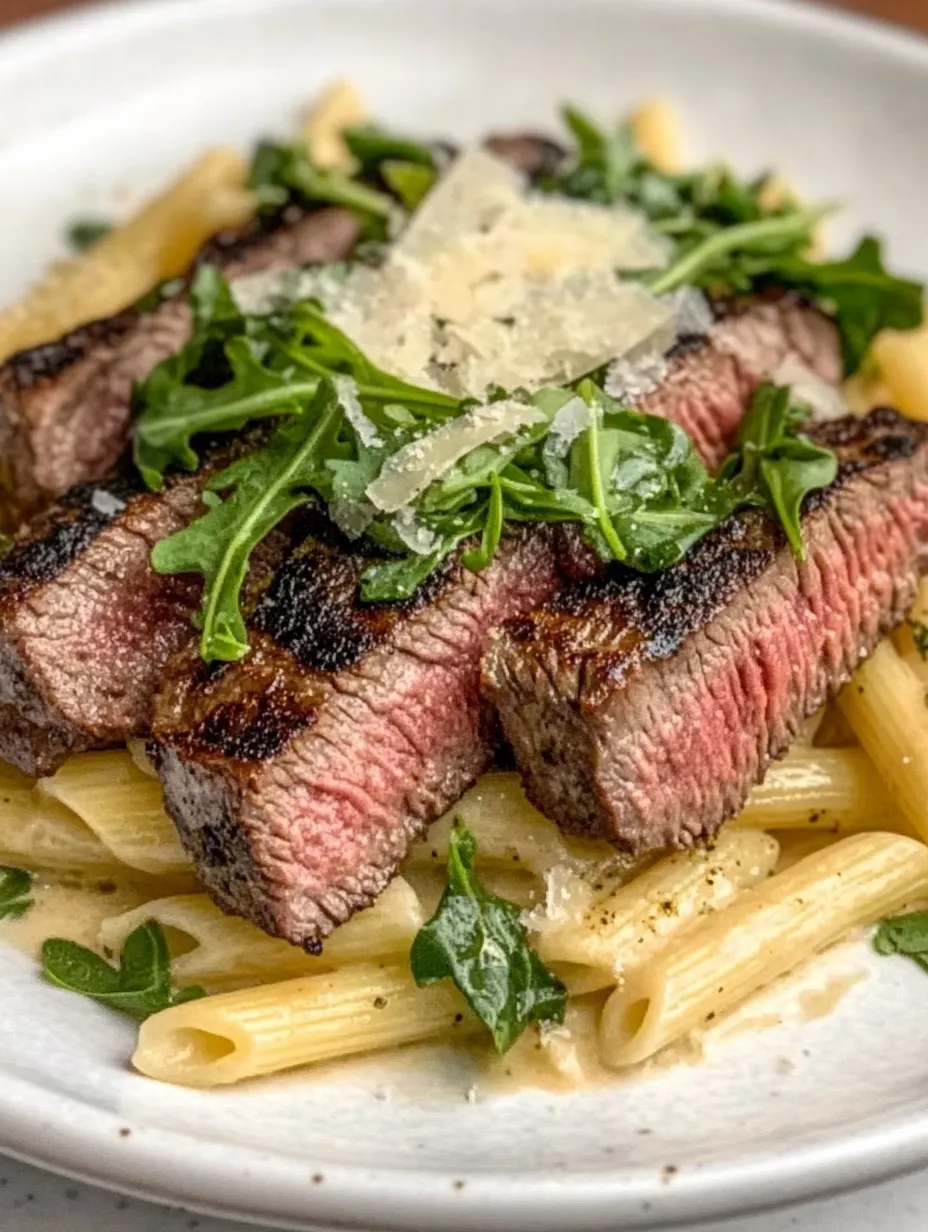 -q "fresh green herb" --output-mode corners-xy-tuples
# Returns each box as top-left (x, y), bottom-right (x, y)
(248, 139), (394, 221)
(874, 911), (928, 974)
(910, 621), (928, 659)
(380, 161), (437, 212)
(342, 124), (437, 173)
(0, 867), (33, 921)
(0, 533), (12, 561)
(65, 217), (112, 253)
(548, 106), (924, 374)
(152, 380), (344, 662)
(42, 920), (205, 1020)
(719, 383), (838, 560)
(410, 823), (567, 1052)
